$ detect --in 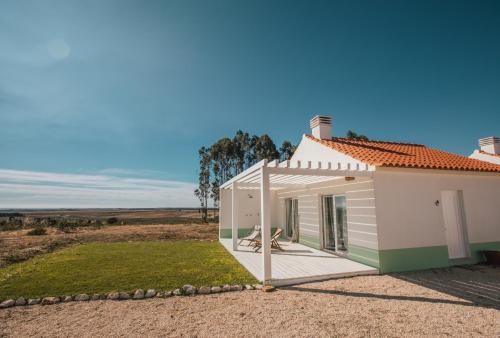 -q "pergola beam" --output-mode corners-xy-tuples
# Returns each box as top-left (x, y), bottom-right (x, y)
(220, 159), (267, 189)
(221, 160), (374, 190)
(241, 174), (261, 184)
(235, 182), (305, 189)
(266, 166), (373, 177)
